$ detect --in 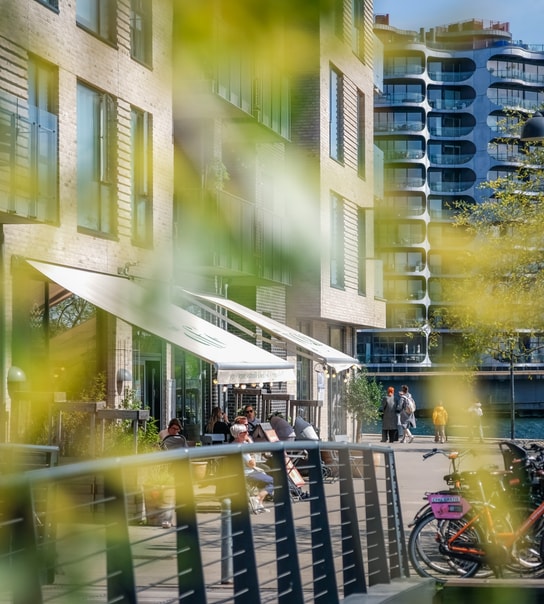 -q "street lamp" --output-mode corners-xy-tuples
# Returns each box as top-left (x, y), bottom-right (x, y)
(520, 111), (544, 142)
(513, 112), (544, 438)
(421, 321), (432, 367)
